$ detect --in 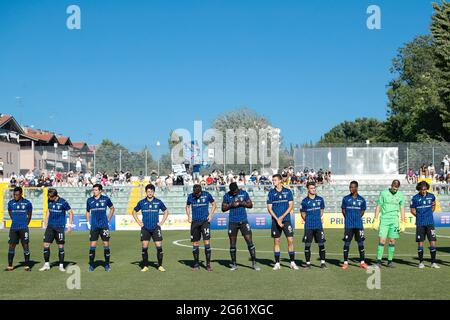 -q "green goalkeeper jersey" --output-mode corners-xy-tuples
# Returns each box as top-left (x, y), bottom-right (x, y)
(377, 189), (405, 222)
